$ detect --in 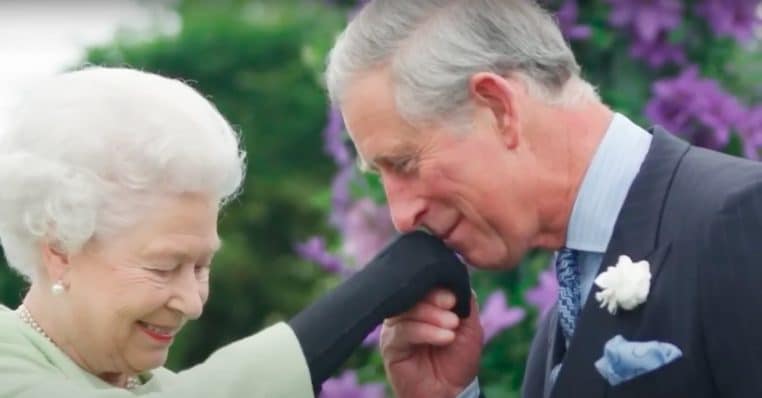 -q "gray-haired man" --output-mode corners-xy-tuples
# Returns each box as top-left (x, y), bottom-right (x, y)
(325, 1), (762, 397)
